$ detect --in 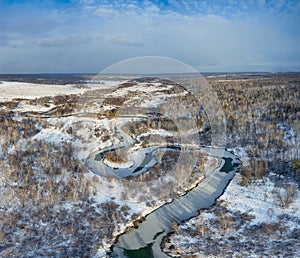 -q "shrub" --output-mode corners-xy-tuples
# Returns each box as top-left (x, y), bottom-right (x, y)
(273, 185), (297, 209)
(240, 175), (248, 187)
